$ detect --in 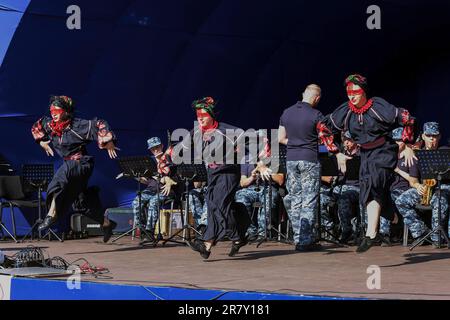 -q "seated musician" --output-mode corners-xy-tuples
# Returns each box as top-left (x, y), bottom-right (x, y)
(188, 181), (208, 236)
(235, 160), (285, 242)
(103, 137), (179, 243)
(331, 131), (362, 244)
(395, 122), (449, 247)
